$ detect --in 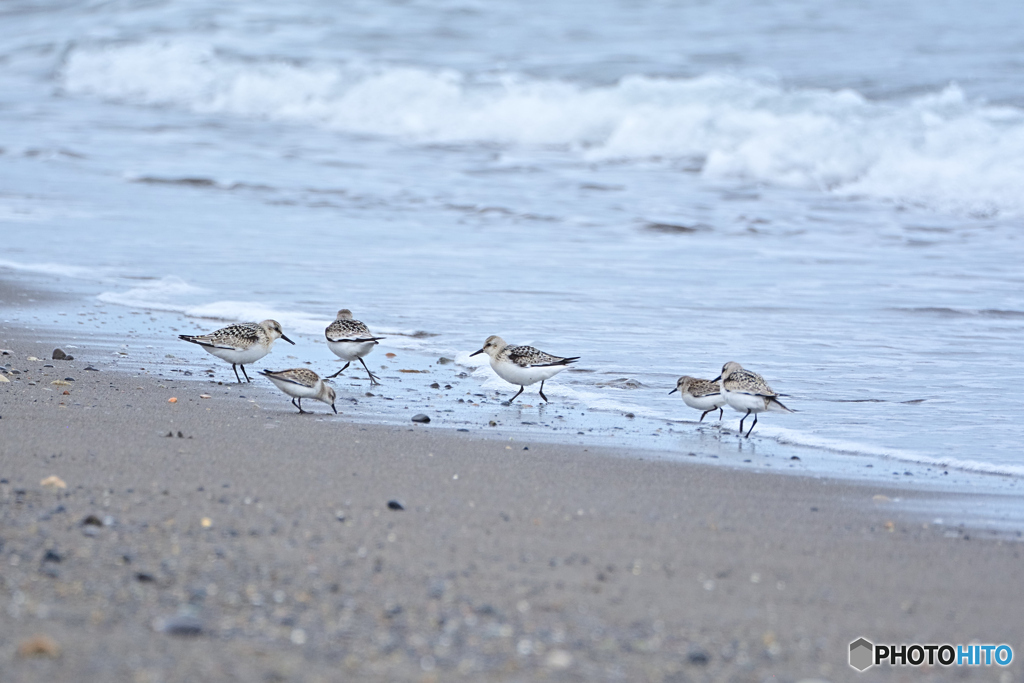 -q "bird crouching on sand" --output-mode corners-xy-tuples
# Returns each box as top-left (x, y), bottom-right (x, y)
(259, 368), (337, 414)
